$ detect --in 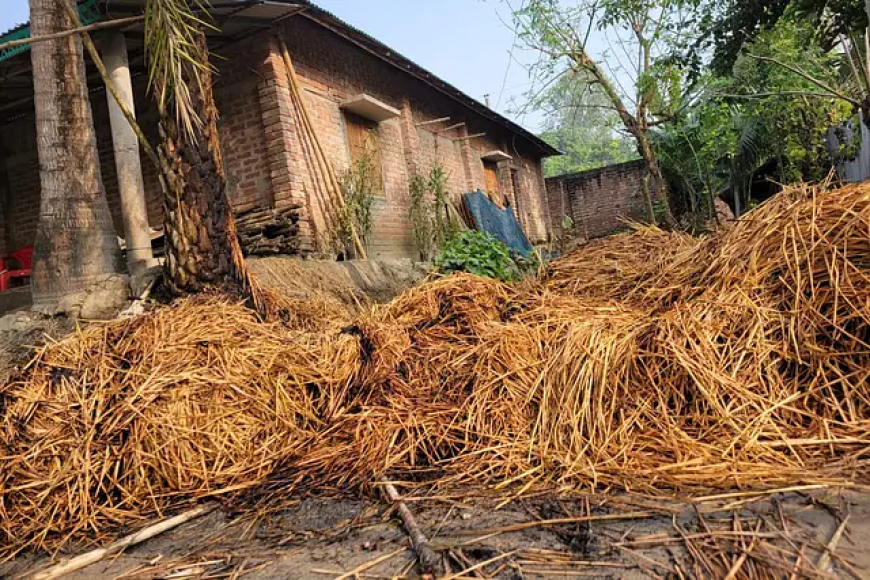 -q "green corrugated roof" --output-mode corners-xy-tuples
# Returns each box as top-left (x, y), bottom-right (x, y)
(0, 0), (101, 62)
